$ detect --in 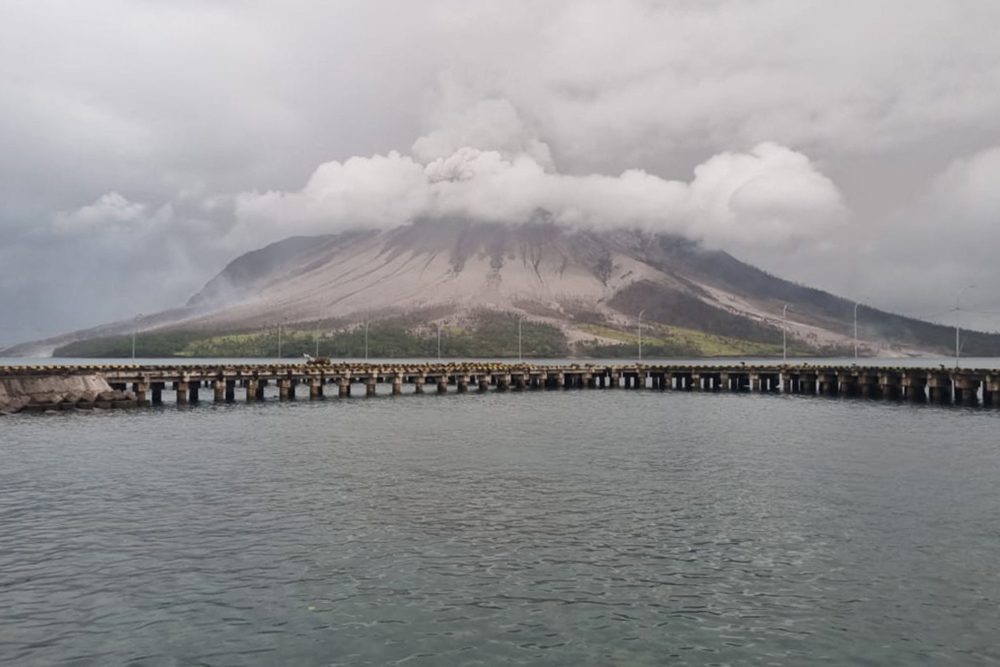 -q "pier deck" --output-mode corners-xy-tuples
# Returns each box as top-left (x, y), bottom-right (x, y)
(3, 362), (1000, 410)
